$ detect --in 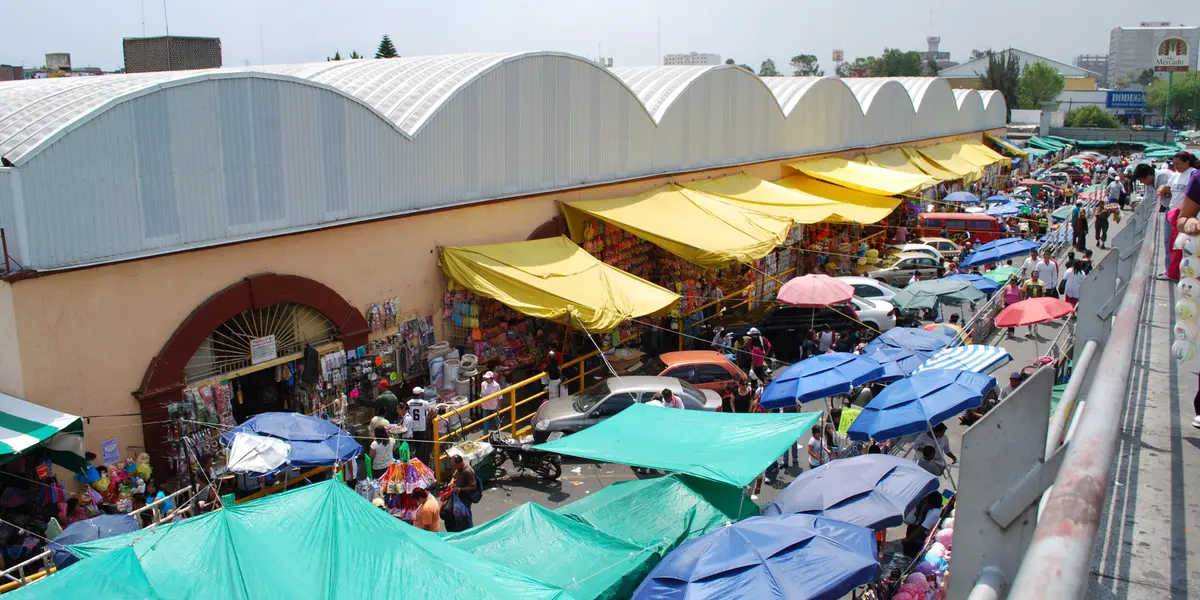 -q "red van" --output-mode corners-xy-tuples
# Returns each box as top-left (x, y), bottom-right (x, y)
(917, 213), (1005, 243)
